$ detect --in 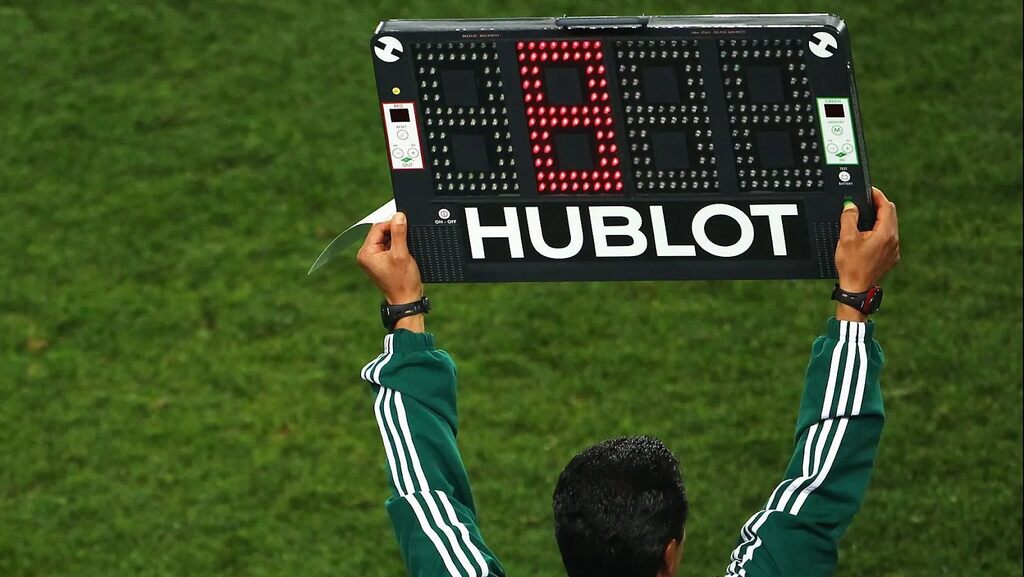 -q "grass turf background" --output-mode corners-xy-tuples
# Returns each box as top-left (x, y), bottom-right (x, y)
(0, 0), (1021, 575)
